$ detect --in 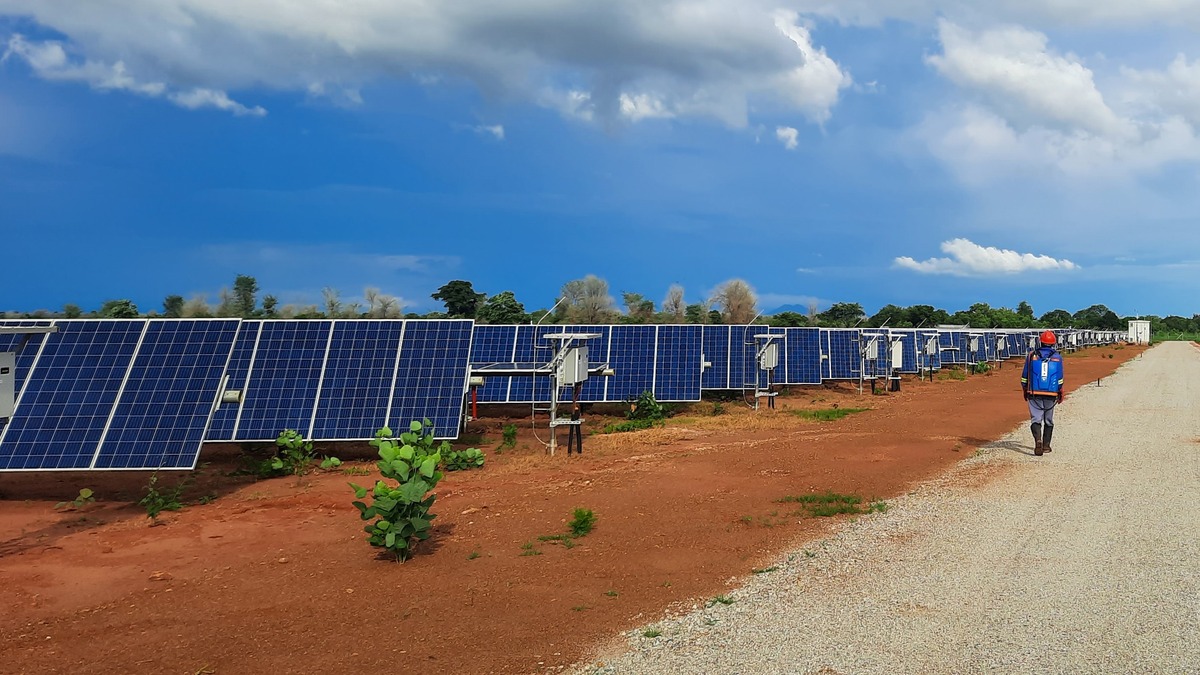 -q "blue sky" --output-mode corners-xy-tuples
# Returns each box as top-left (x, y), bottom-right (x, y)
(2, 2), (1199, 319)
